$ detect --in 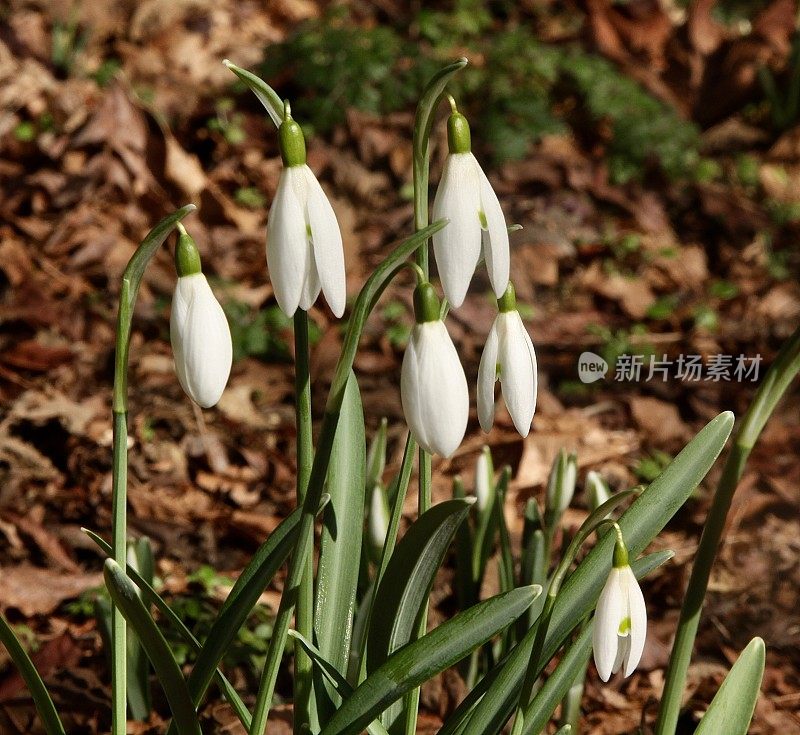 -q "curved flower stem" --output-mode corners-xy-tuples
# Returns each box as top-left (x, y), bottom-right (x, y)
(655, 325), (800, 735)
(110, 205), (196, 733)
(292, 310), (315, 733)
(401, 59), (466, 735)
(510, 493), (637, 735)
(248, 221), (446, 735)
